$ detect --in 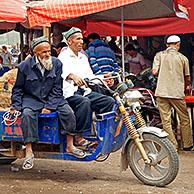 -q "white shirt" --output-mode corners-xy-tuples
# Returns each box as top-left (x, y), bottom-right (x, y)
(58, 47), (97, 98)
(35, 56), (45, 76)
